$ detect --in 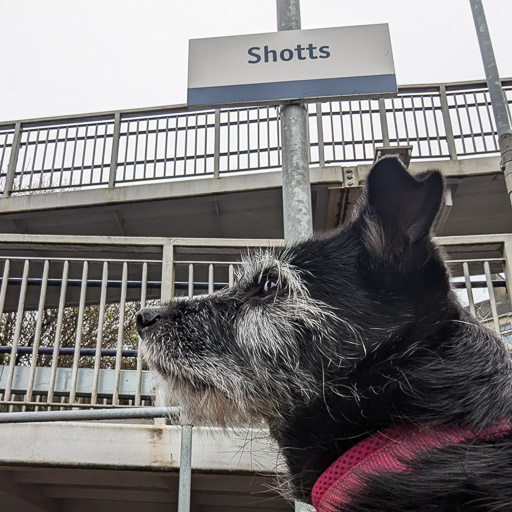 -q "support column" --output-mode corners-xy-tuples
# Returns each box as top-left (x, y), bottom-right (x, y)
(277, 0), (313, 244)
(470, 0), (512, 206)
